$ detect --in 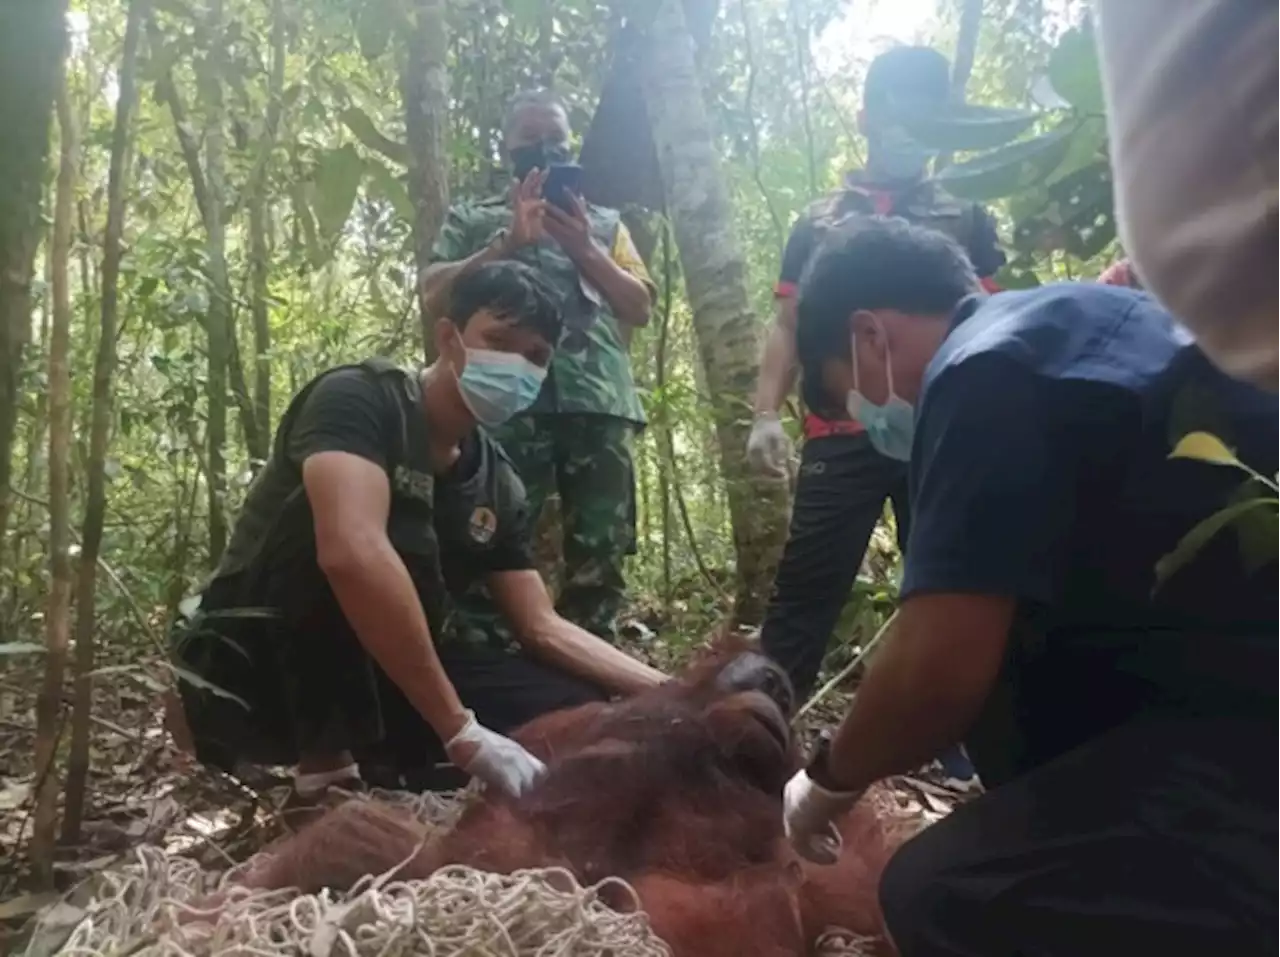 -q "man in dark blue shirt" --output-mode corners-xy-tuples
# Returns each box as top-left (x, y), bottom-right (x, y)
(782, 218), (1277, 955)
